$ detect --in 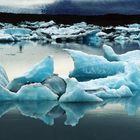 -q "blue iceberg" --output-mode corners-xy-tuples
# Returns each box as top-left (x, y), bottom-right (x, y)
(80, 63), (140, 96)
(59, 78), (103, 102)
(17, 83), (58, 101)
(7, 56), (54, 92)
(66, 49), (125, 81)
